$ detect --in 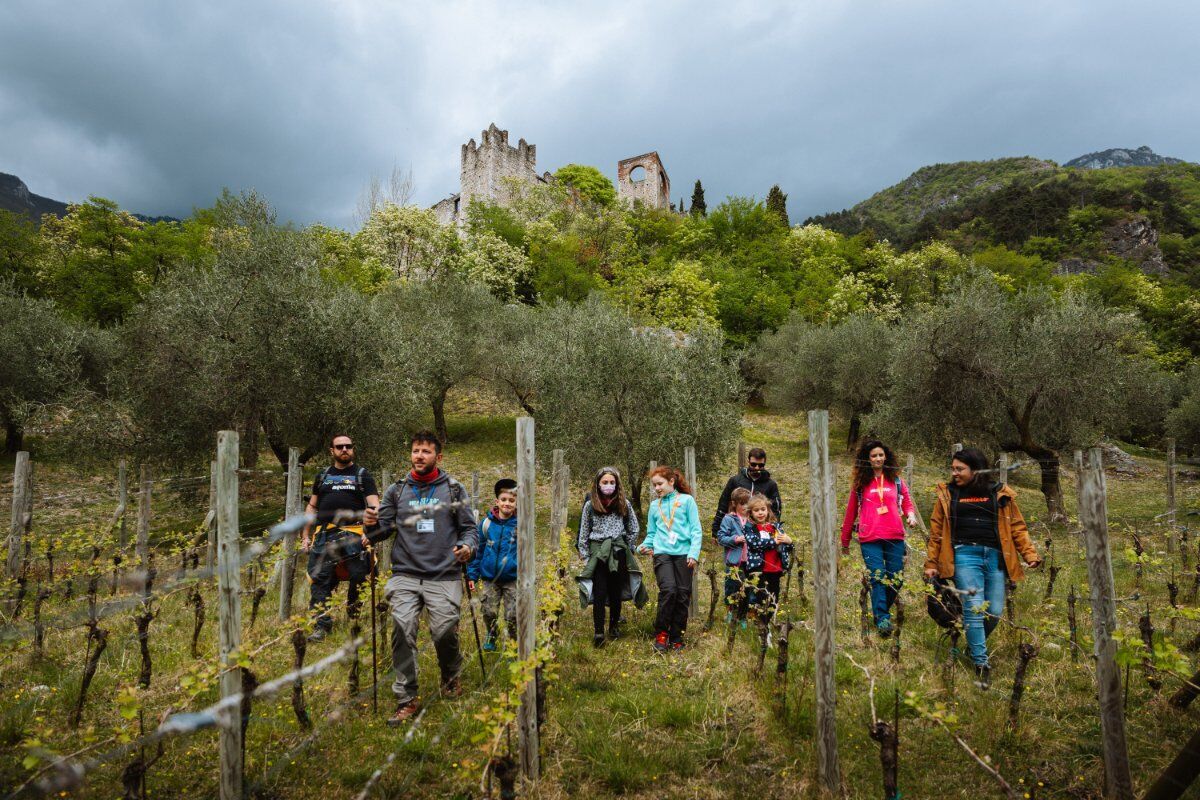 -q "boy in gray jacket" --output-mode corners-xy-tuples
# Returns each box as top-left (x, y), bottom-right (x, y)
(365, 430), (478, 725)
